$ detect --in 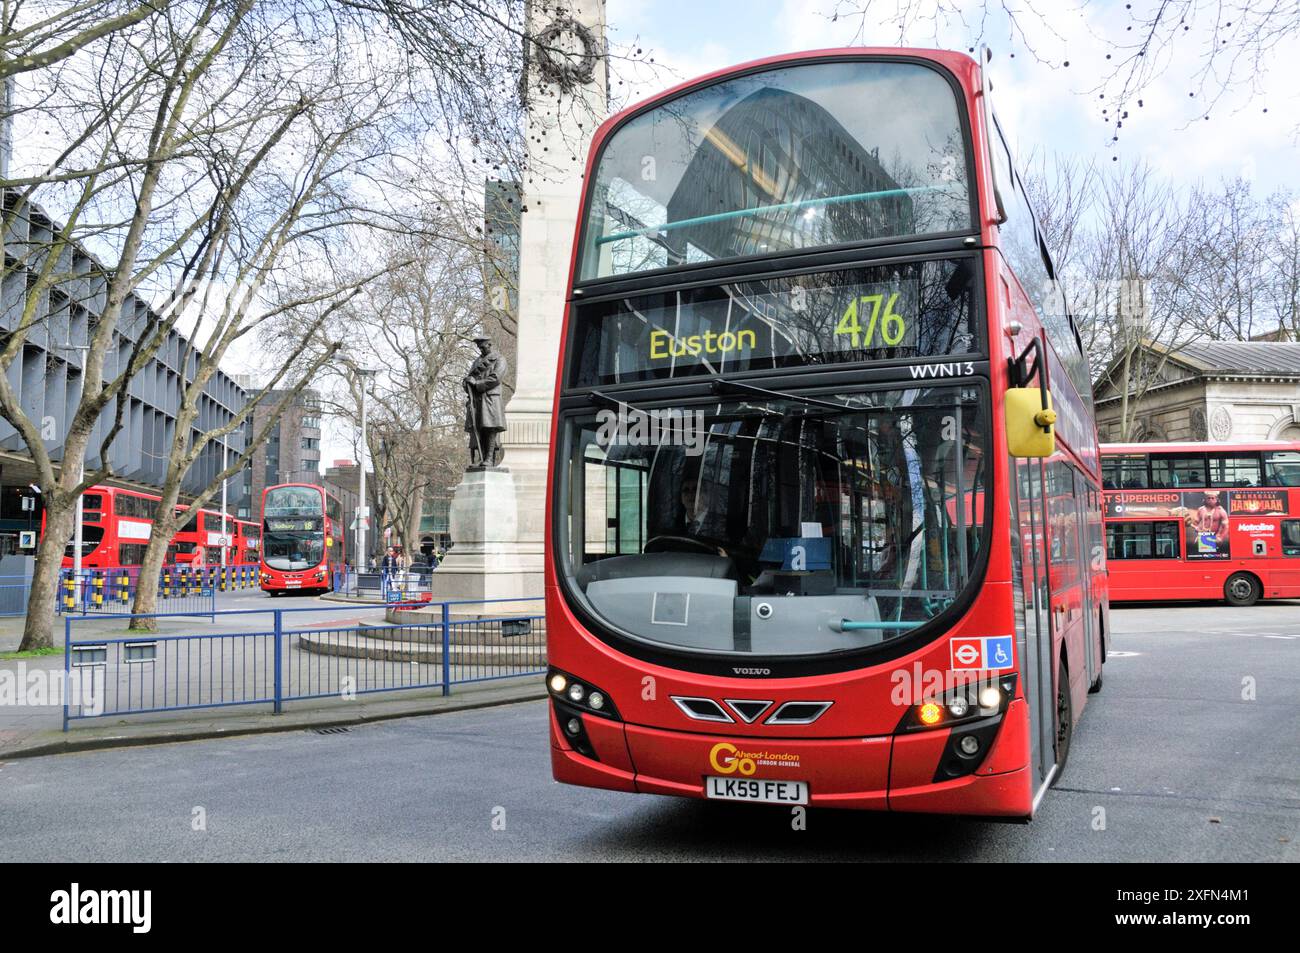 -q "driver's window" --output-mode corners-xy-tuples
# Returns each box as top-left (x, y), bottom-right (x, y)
(583, 449), (609, 556)
(581, 441), (652, 562)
